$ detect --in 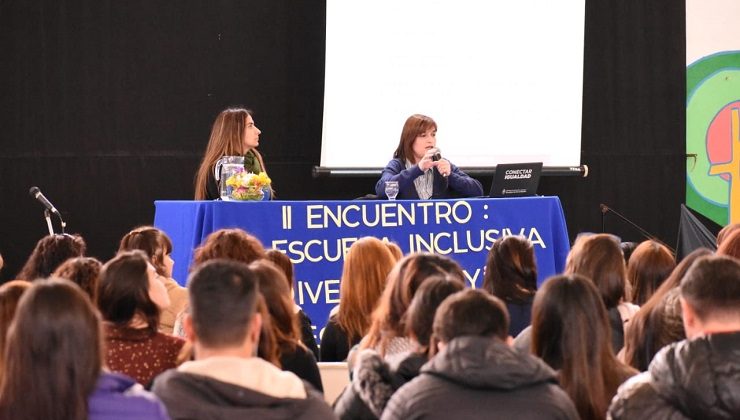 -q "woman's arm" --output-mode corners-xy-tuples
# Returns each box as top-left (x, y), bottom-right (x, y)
(446, 163), (484, 197)
(375, 159), (425, 198)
